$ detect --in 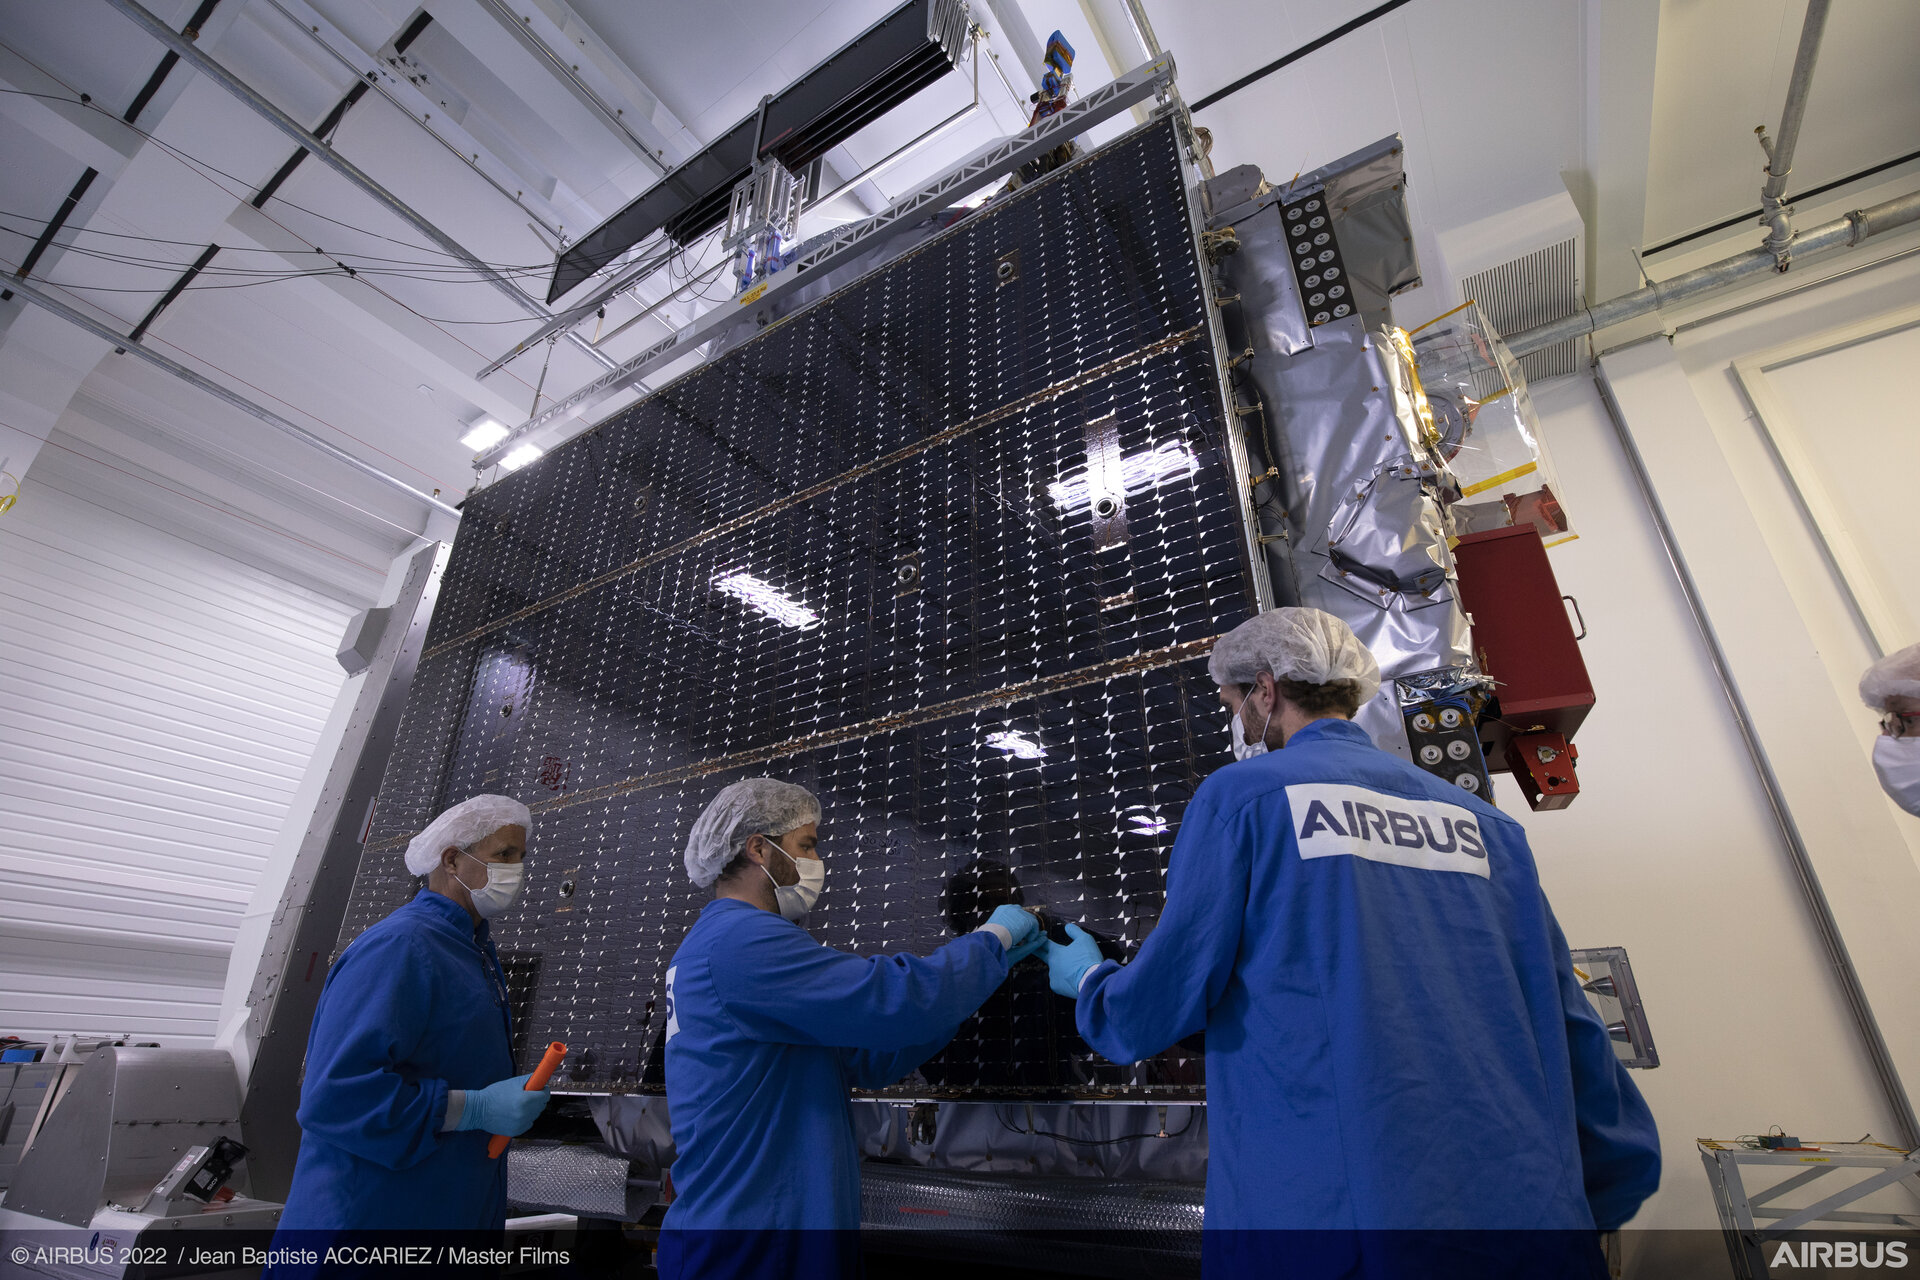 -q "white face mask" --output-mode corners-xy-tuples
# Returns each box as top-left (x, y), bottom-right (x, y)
(759, 837), (825, 921)
(1227, 698), (1272, 762)
(1873, 734), (1920, 816)
(459, 851), (525, 919)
